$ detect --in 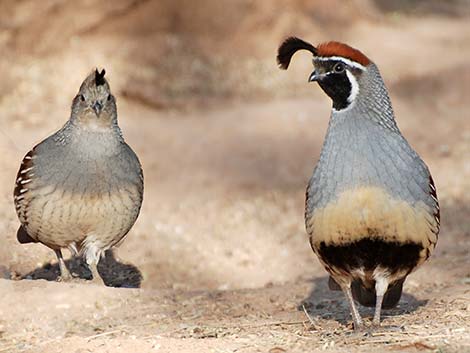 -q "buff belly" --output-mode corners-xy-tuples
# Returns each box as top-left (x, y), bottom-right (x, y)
(22, 183), (141, 252)
(306, 186), (438, 284)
